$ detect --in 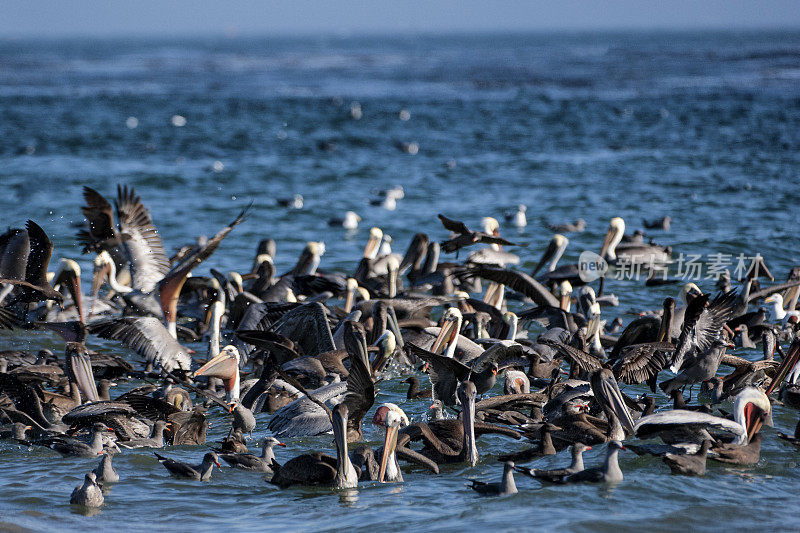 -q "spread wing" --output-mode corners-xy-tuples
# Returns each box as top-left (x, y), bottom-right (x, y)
(116, 184), (170, 293)
(343, 338), (376, 432)
(612, 342), (674, 385)
(77, 186), (118, 253)
(406, 342), (471, 404)
(471, 340), (527, 374)
(0, 228), (29, 281)
(437, 214), (471, 235)
(87, 317), (192, 372)
(537, 337), (602, 373)
(24, 220), (54, 287)
(464, 265), (560, 308)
